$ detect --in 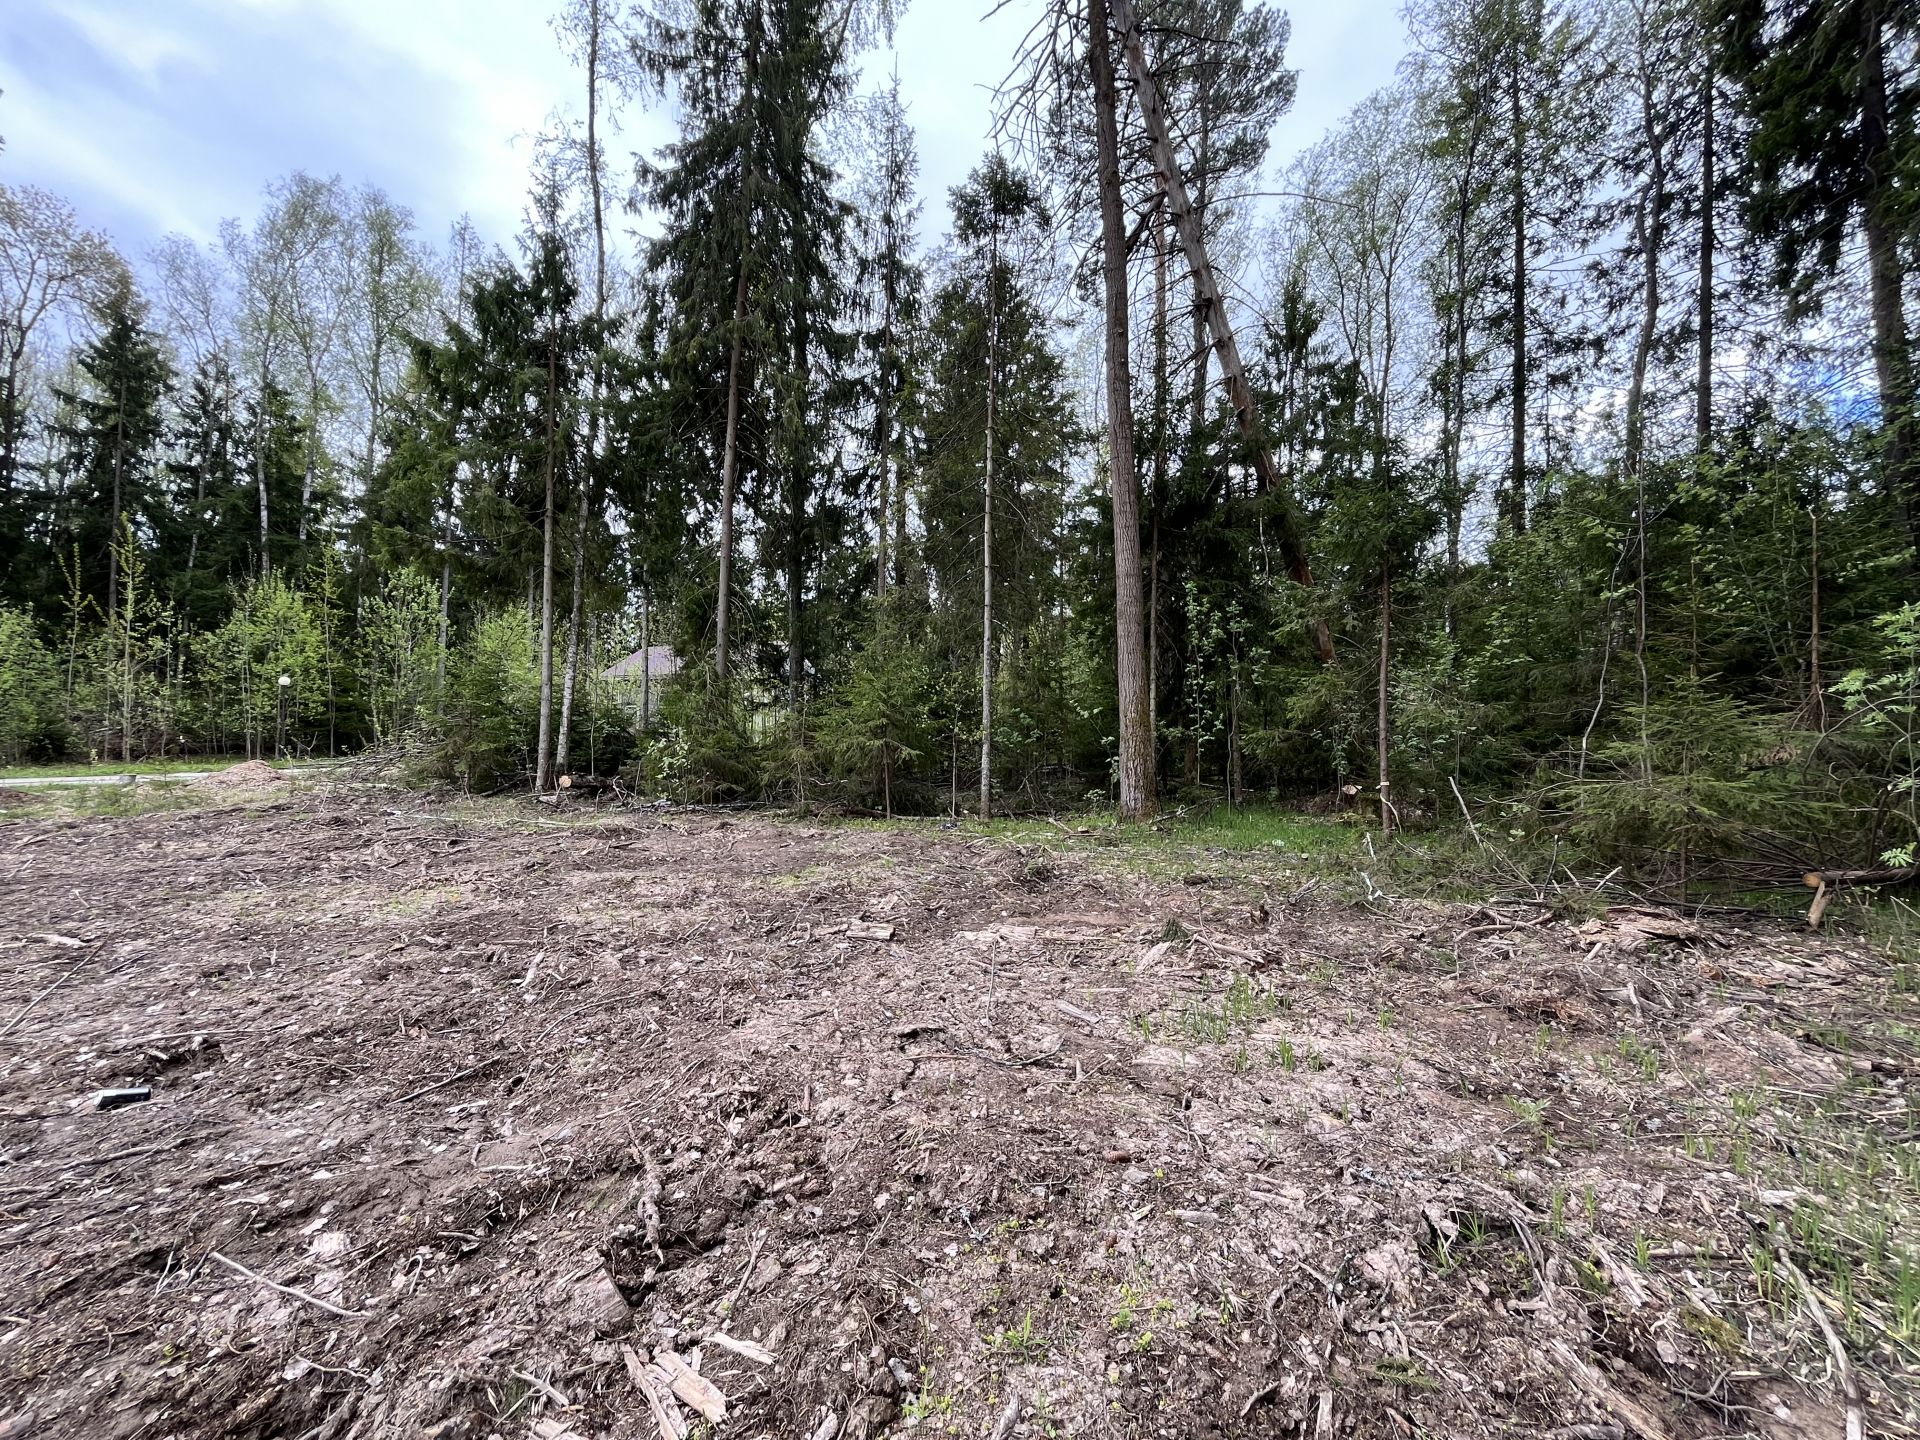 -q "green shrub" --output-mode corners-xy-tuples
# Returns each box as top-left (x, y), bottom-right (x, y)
(358, 568), (445, 746)
(0, 605), (66, 763)
(813, 624), (935, 815)
(654, 662), (763, 802)
(432, 609), (541, 790)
